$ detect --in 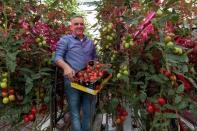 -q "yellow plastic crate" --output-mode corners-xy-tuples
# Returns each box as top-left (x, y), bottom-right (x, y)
(71, 74), (112, 95)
